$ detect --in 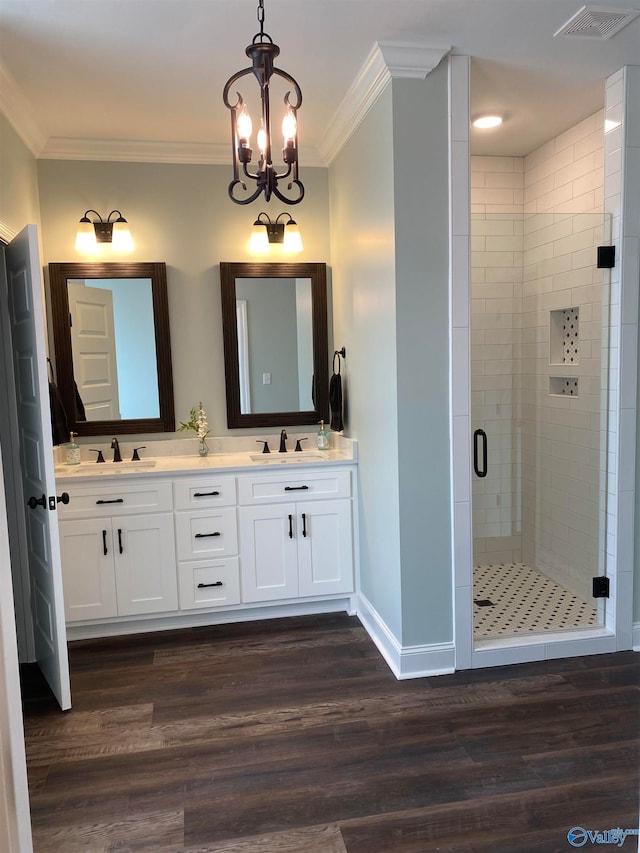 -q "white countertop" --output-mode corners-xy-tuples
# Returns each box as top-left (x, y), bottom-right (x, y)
(54, 447), (357, 482)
